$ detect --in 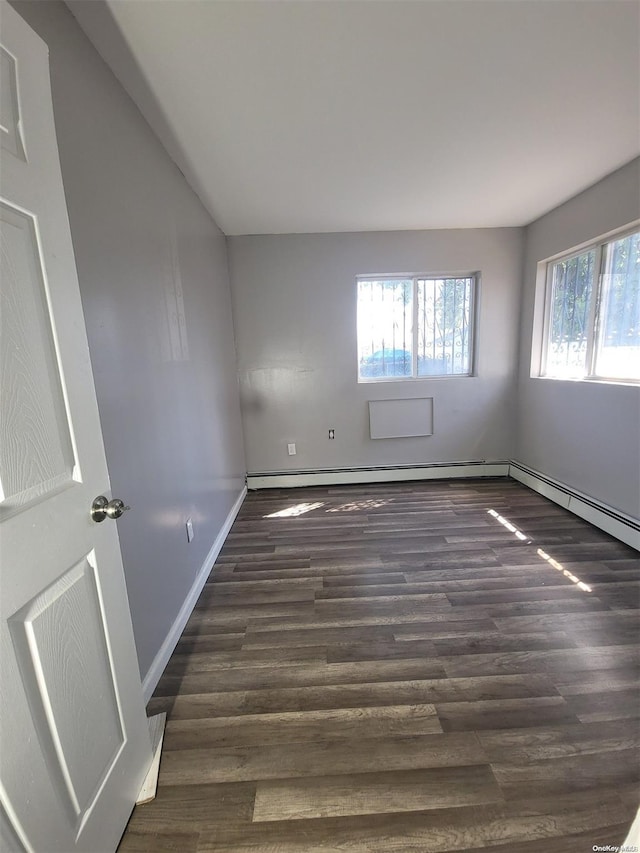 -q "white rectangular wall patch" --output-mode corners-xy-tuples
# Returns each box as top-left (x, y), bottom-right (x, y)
(368, 398), (433, 439)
